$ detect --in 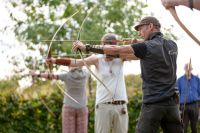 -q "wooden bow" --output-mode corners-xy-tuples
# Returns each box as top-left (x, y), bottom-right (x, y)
(169, 7), (200, 46)
(47, 11), (81, 105)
